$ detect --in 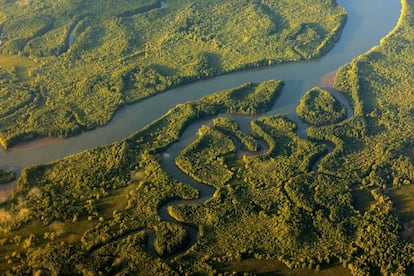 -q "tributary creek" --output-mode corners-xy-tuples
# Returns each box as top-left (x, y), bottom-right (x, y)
(0, 0), (402, 254)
